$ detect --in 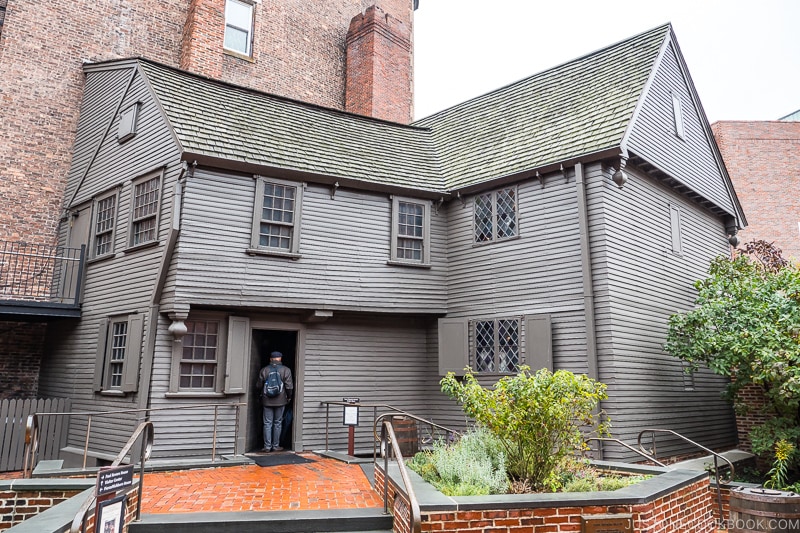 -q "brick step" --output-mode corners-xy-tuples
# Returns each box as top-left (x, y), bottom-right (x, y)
(129, 508), (393, 533)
